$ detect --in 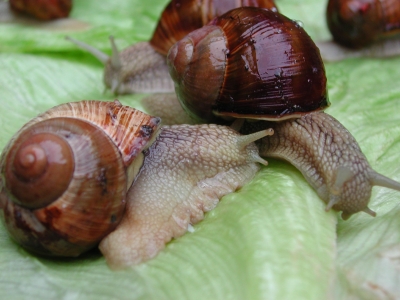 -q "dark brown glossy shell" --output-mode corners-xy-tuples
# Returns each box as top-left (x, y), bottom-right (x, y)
(149, 0), (278, 55)
(168, 7), (329, 122)
(9, 0), (72, 21)
(0, 100), (161, 257)
(327, 0), (400, 48)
